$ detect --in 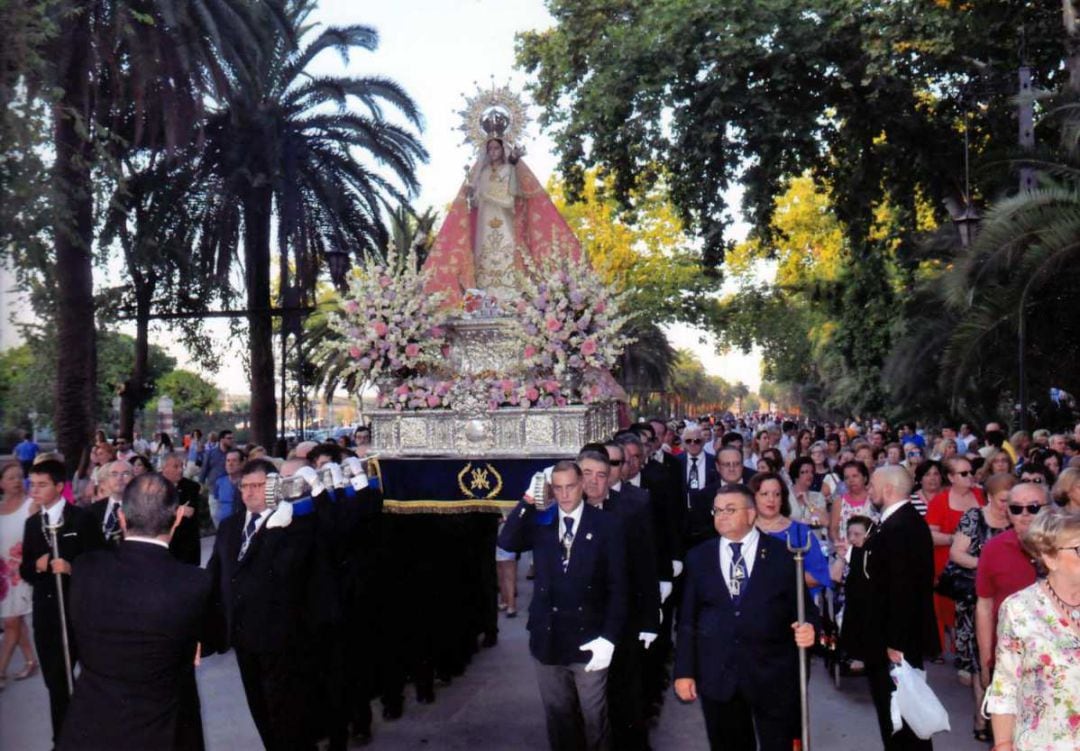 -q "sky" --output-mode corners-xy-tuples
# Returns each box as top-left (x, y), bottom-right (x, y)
(157, 0), (764, 395)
